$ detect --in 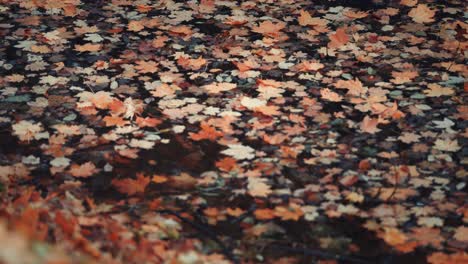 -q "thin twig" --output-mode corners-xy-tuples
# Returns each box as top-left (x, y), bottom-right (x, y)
(386, 159), (400, 202)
